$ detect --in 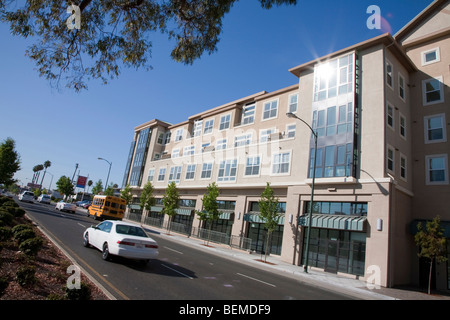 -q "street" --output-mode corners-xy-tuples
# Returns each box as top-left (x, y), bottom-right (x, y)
(18, 199), (356, 301)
